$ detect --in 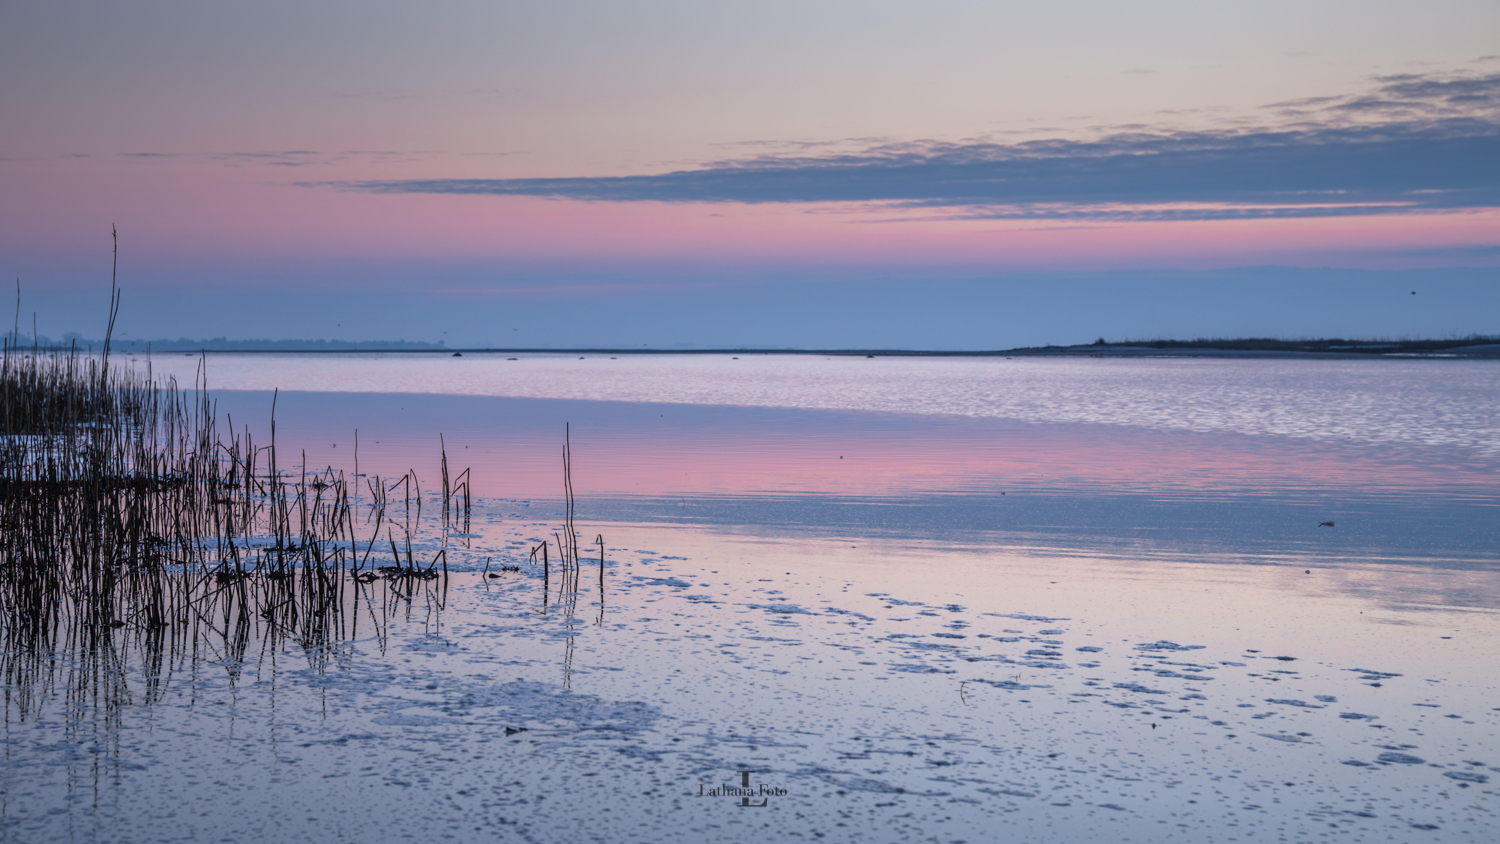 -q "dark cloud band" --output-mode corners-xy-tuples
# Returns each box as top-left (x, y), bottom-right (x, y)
(311, 71), (1500, 222)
